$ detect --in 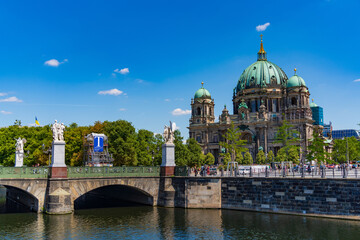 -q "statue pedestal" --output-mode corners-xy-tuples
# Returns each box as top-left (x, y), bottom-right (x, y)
(15, 151), (24, 167)
(161, 143), (175, 176)
(50, 141), (67, 178)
